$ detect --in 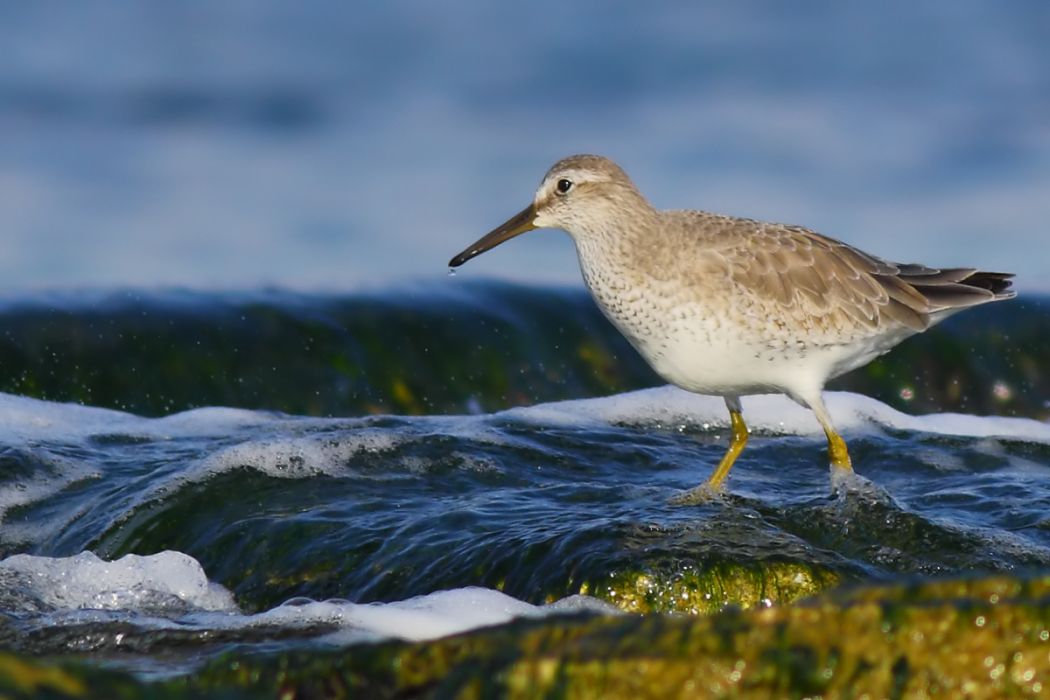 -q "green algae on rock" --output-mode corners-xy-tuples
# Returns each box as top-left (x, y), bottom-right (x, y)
(0, 654), (88, 698)
(581, 560), (840, 614)
(4, 573), (1045, 699)
(187, 573), (1050, 699)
